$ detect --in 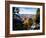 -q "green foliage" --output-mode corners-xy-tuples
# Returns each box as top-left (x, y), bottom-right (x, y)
(37, 8), (40, 15)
